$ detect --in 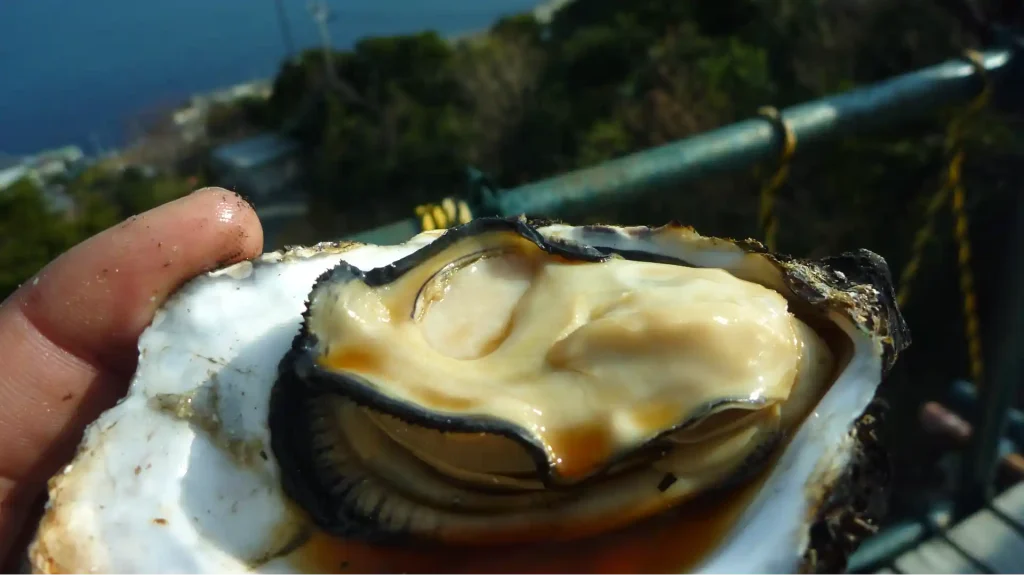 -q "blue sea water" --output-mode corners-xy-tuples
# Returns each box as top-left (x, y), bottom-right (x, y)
(0, 0), (541, 156)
